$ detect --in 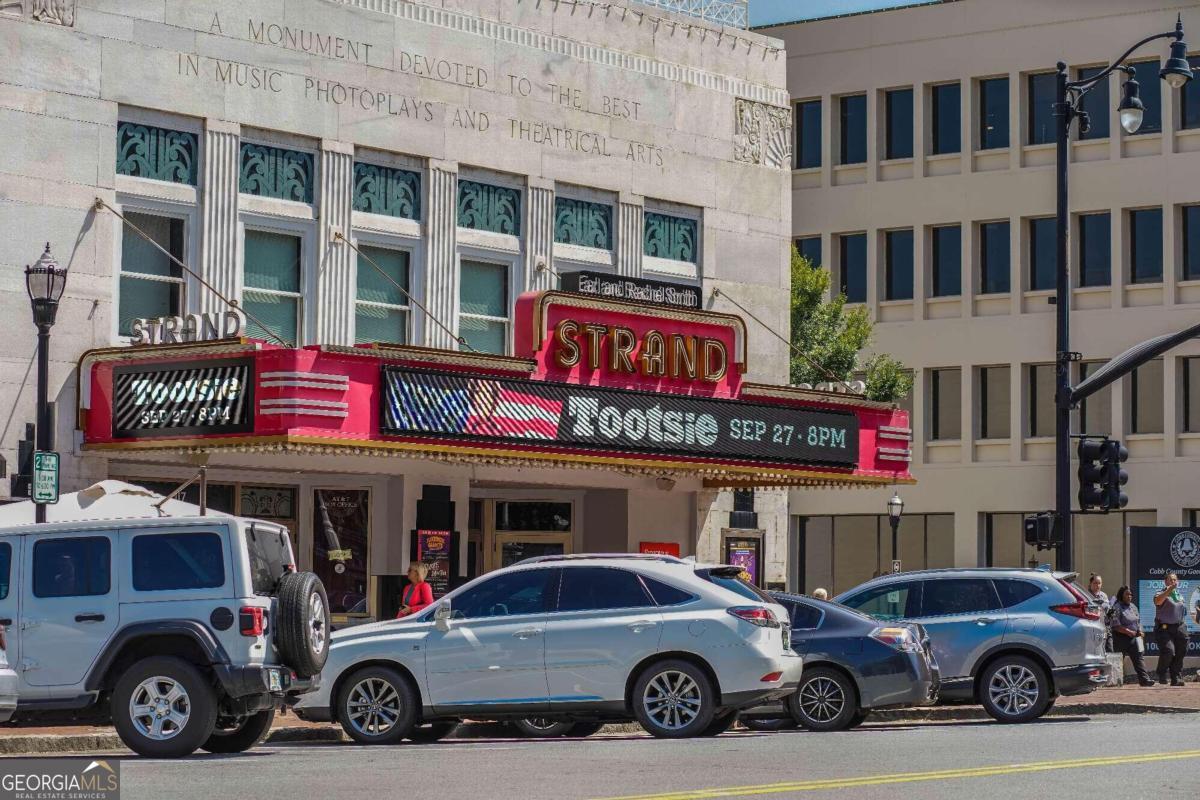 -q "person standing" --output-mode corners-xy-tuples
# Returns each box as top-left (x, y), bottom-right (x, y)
(395, 562), (434, 619)
(1087, 574), (1112, 651)
(1152, 572), (1189, 686)
(811, 588), (829, 601)
(1110, 586), (1154, 687)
